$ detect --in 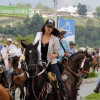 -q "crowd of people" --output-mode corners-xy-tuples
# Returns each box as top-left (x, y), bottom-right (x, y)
(0, 39), (25, 88)
(0, 19), (100, 100)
